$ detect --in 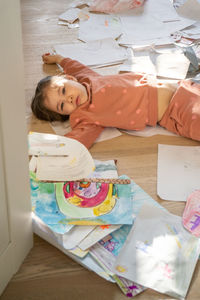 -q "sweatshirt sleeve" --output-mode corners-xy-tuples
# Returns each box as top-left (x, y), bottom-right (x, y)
(64, 123), (105, 149)
(60, 58), (100, 82)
